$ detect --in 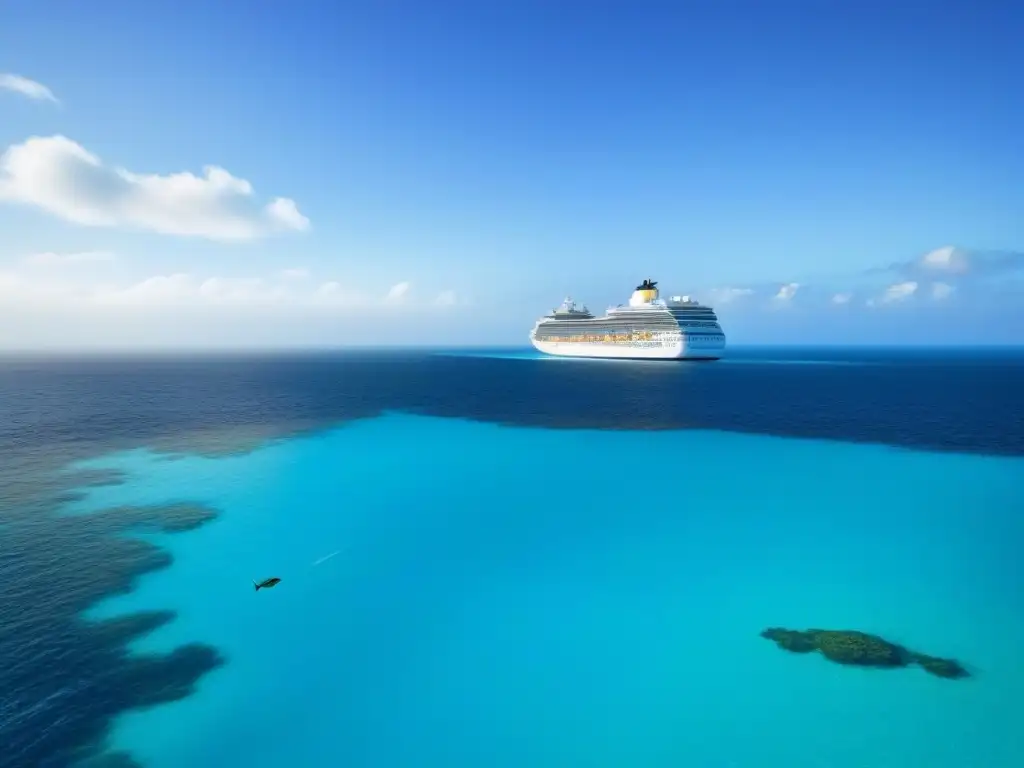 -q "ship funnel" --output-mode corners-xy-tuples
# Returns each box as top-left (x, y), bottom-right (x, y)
(629, 284), (659, 306)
